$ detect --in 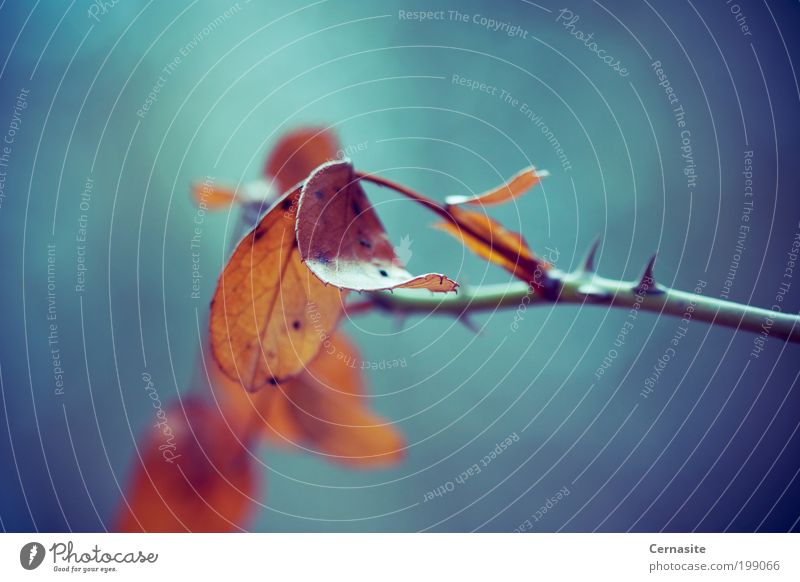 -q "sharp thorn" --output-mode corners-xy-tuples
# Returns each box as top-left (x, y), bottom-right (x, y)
(581, 236), (601, 273)
(458, 314), (480, 335)
(635, 252), (658, 294)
